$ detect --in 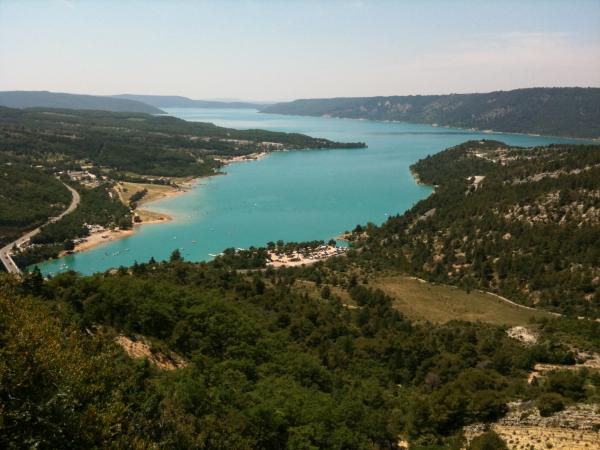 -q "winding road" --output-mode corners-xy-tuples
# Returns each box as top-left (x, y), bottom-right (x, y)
(0, 183), (80, 275)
